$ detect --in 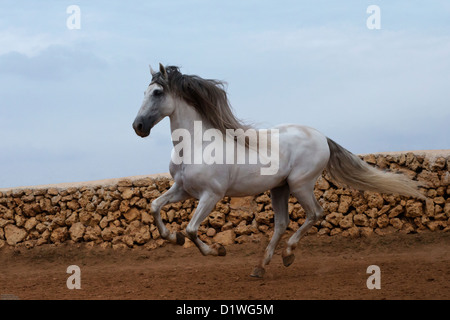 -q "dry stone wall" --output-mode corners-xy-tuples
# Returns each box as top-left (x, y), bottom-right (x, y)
(0, 151), (449, 249)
